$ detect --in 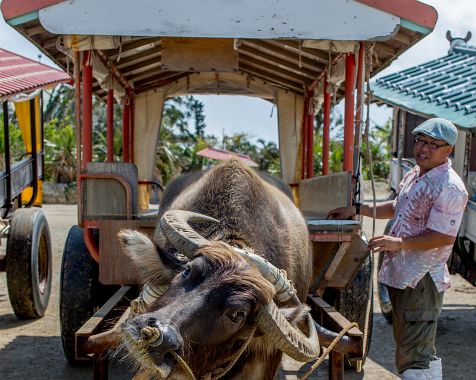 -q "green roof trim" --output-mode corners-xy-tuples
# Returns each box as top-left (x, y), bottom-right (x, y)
(373, 86), (476, 131)
(7, 11), (39, 26)
(372, 41), (476, 131)
(401, 19), (432, 35)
